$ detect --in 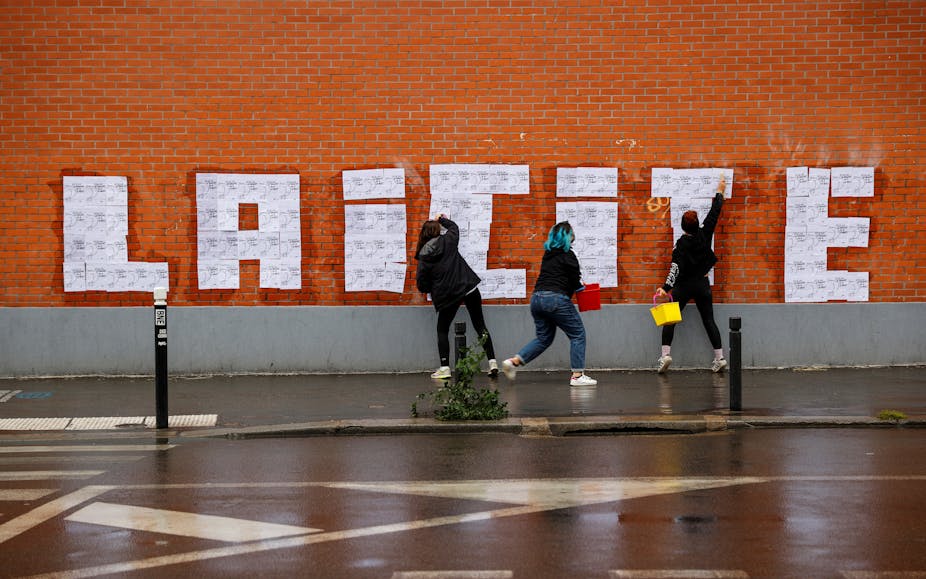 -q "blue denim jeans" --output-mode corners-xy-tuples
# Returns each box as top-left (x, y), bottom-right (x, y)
(516, 290), (587, 372)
